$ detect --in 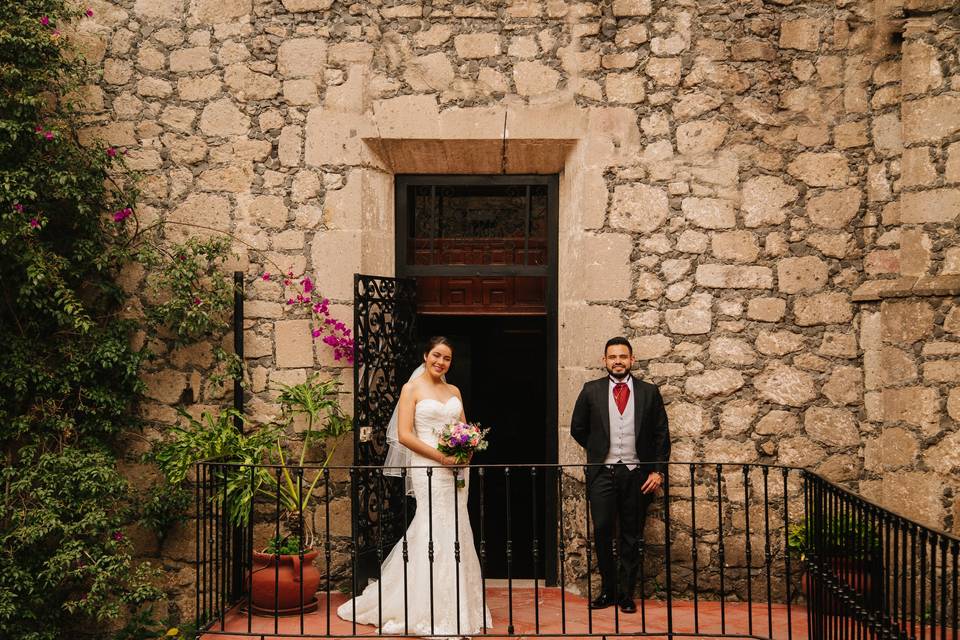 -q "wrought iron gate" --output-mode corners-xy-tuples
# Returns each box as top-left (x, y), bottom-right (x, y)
(352, 273), (418, 585)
